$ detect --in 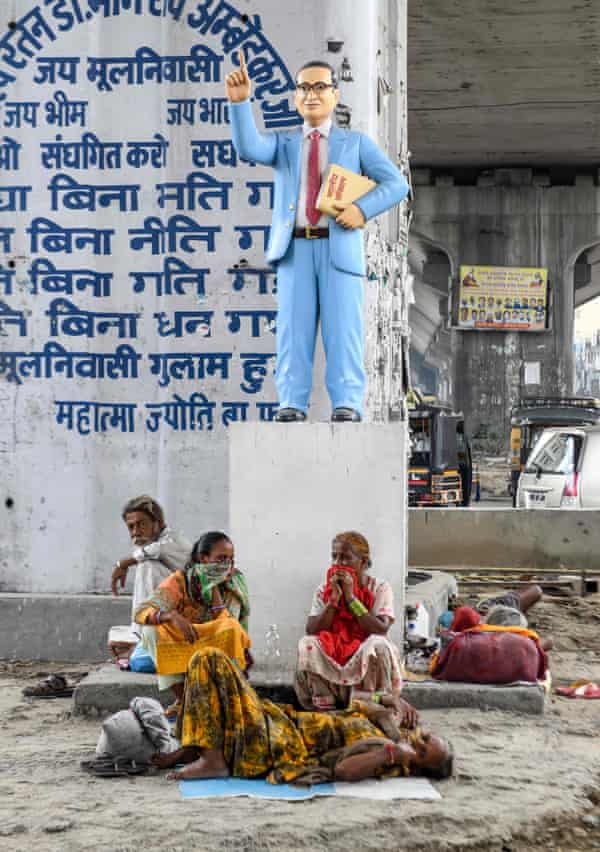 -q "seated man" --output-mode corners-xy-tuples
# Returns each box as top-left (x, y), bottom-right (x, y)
(294, 531), (403, 710)
(135, 531), (250, 718)
(155, 647), (453, 785)
(108, 495), (191, 661)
